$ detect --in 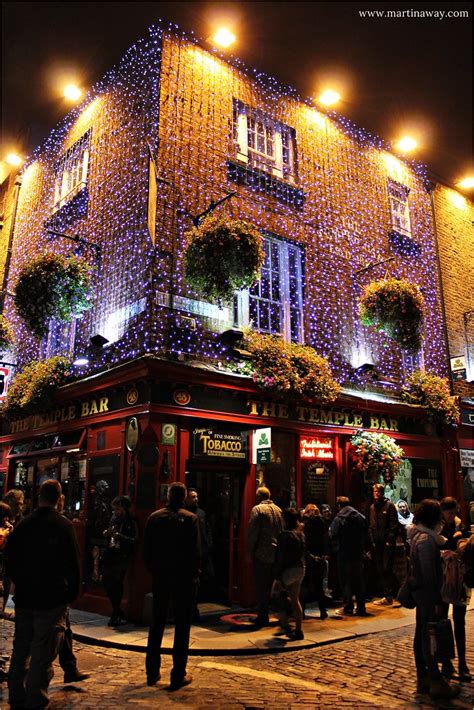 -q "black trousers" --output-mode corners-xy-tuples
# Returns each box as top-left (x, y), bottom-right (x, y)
(338, 554), (365, 613)
(146, 577), (197, 684)
(102, 558), (128, 618)
(58, 608), (77, 673)
(374, 544), (398, 599)
(441, 602), (467, 667)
